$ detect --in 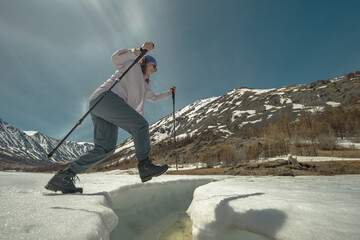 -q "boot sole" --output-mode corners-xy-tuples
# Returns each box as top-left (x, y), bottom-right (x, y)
(141, 165), (169, 183)
(45, 182), (83, 194)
